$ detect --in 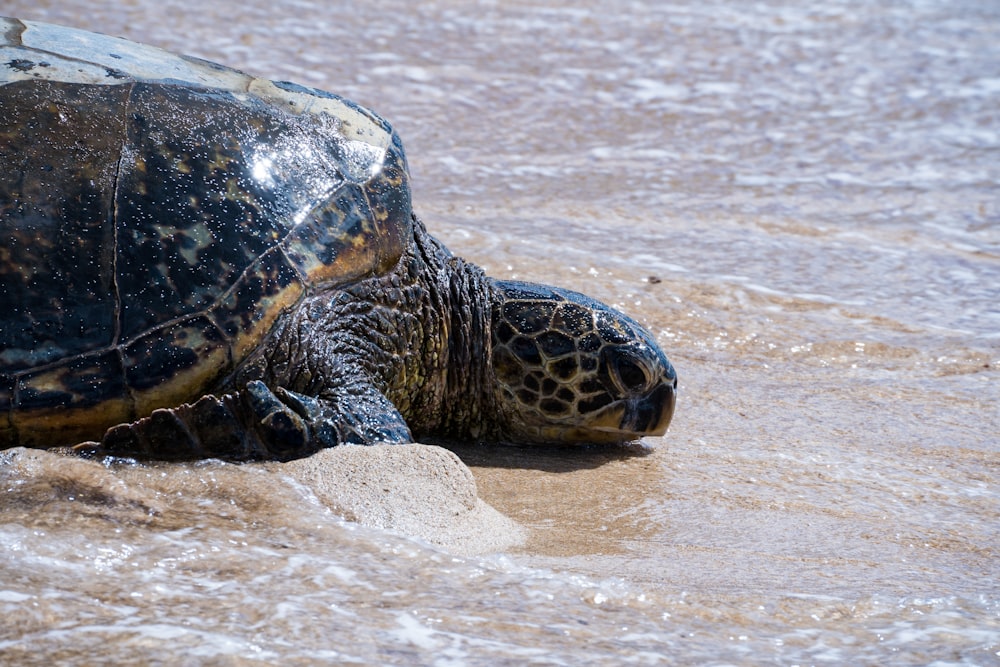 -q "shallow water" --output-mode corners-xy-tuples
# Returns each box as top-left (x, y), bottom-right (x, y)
(3, 0), (999, 664)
